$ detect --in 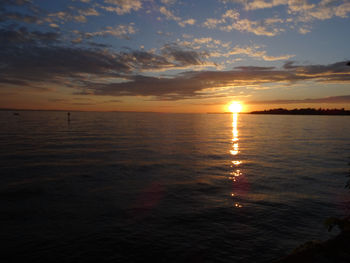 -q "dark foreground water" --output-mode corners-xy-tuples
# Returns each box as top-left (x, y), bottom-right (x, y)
(1, 111), (349, 262)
